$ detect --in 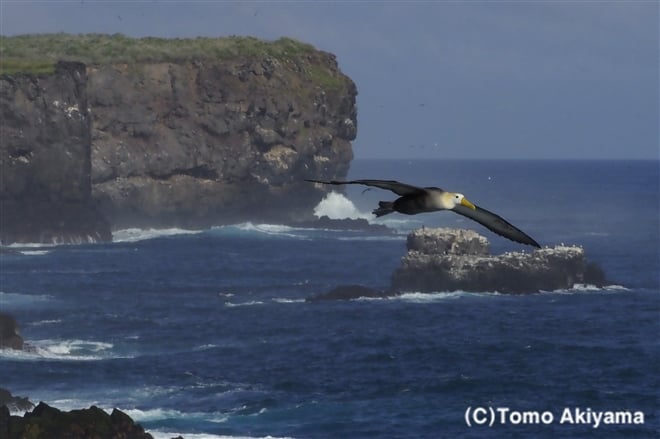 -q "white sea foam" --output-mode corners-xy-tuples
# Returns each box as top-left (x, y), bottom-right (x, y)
(29, 319), (62, 327)
(0, 339), (115, 361)
(313, 191), (372, 220)
(149, 432), (294, 439)
(224, 300), (265, 308)
(391, 291), (478, 302)
(112, 227), (203, 243)
(548, 283), (630, 294)
(0, 291), (54, 307)
(18, 250), (51, 256)
(272, 298), (305, 304)
(122, 407), (229, 424)
(232, 222), (300, 237)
